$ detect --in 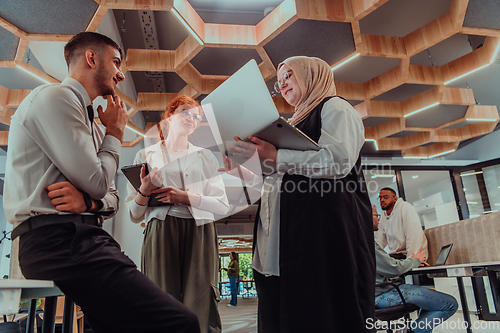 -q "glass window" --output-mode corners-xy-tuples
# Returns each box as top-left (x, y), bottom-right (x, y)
(460, 170), (489, 218)
(401, 170), (458, 229)
(482, 164), (500, 214)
